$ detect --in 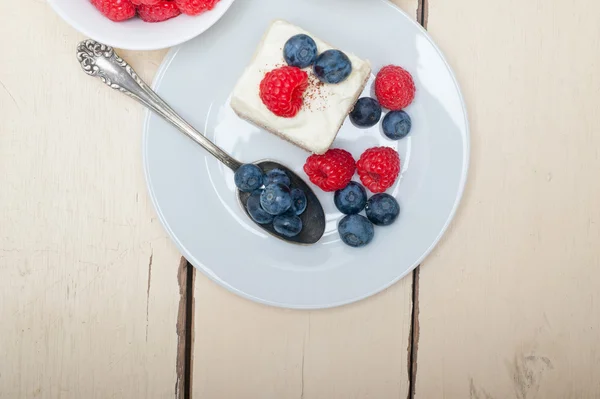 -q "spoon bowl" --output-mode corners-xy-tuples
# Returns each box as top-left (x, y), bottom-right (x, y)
(237, 160), (325, 244)
(77, 39), (325, 245)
